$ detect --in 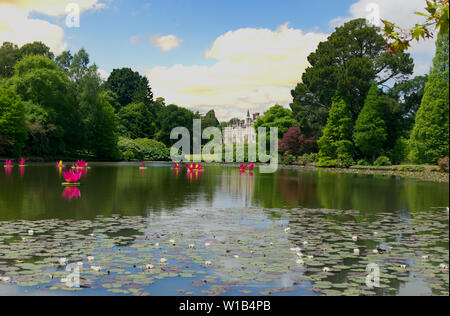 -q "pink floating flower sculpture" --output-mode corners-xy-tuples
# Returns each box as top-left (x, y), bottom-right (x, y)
(63, 170), (82, 184)
(239, 164), (247, 171)
(4, 160), (13, 167)
(187, 164), (205, 172)
(248, 163), (255, 171)
(174, 163), (181, 169)
(75, 160), (88, 168)
(19, 158), (26, 166)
